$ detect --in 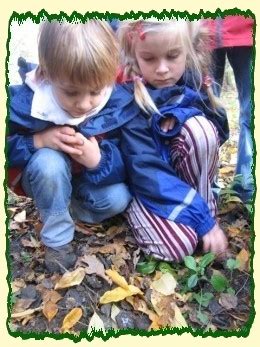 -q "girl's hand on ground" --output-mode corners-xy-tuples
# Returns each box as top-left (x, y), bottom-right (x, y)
(70, 132), (101, 169)
(33, 126), (84, 155)
(160, 117), (176, 132)
(202, 223), (228, 256)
